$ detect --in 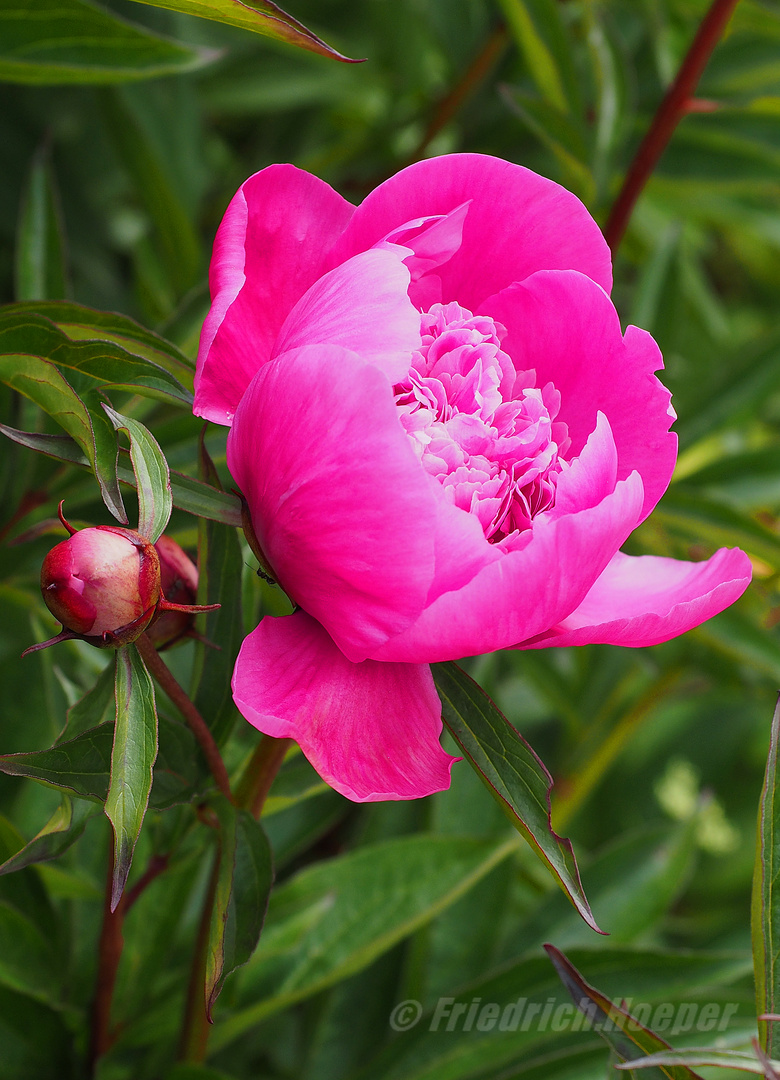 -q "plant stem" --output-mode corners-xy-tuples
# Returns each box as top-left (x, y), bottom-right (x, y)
(177, 735), (290, 1064)
(135, 633), (233, 803)
(603, 0), (741, 253)
(235, 734), (293, 818)
(89, 845), (169, 1074)
(178, 851), (219, 1065)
